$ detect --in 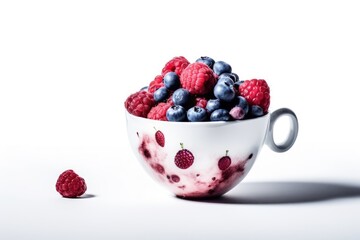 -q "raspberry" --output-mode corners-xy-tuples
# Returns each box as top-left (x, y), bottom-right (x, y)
(195, 97), (208, 109)
(56, 169), (87, 198)
(125, 91), (156, 118)
(161, 56), (190, 77)
(166, 96), (174, 105)
(148, 75), (164, 93)
(147, 102), (172, 121)
(239, 79), (270, 113)
(174, 143), (194, 169)
(180, 62), (216, 95)
(155, 129), (165, 147)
